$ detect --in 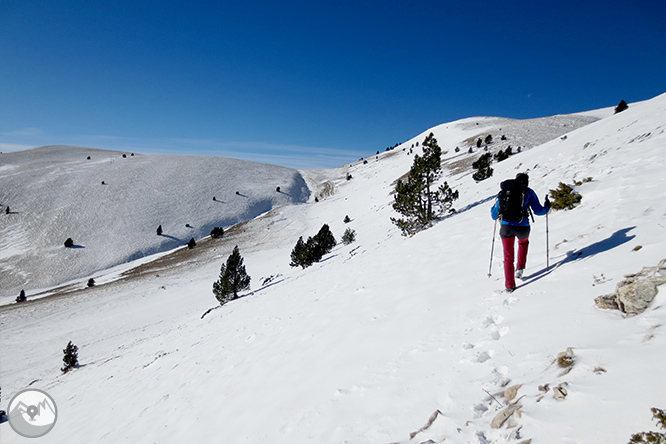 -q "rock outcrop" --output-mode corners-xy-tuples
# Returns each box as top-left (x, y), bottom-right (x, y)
(595, 259), (666, 317)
